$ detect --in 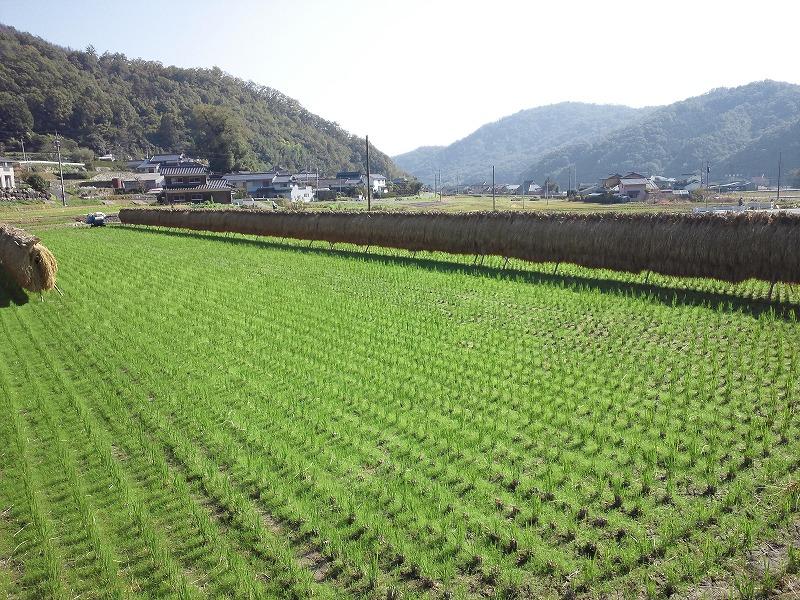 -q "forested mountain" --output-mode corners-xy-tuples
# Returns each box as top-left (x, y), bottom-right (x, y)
(0, 24), (401, 175)
(393, 103), (648, 184)
(520, 81), (800, 187)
